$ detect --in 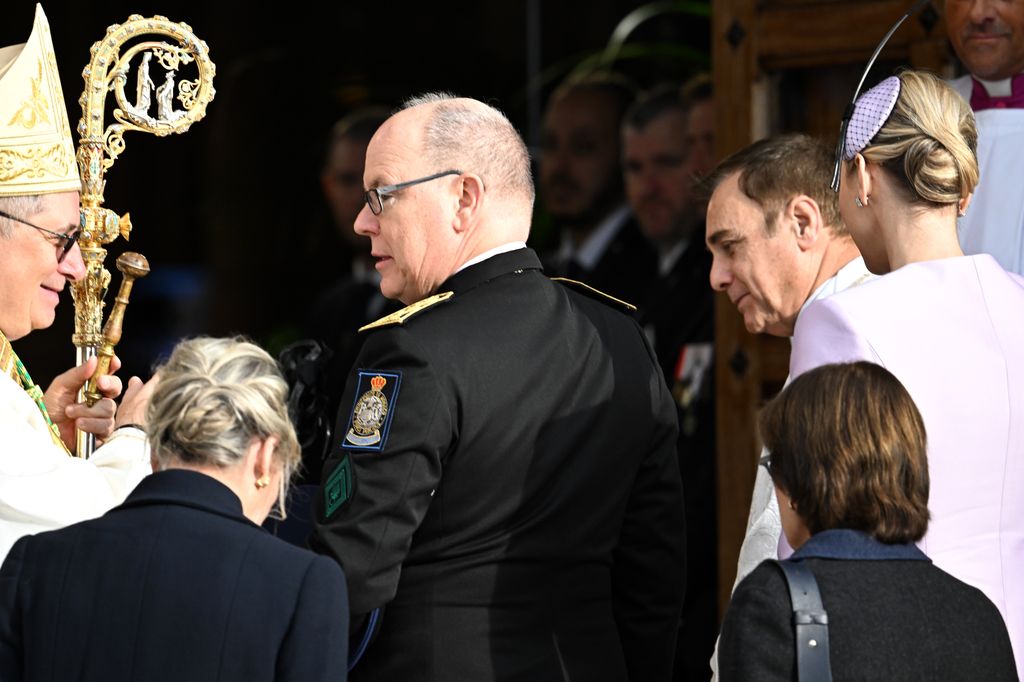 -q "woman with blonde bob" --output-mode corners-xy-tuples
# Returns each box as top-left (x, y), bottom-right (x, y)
(790, 69), (1024, 676)
(0, 337), (349, 682)
(719, 362), (1016, 681)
